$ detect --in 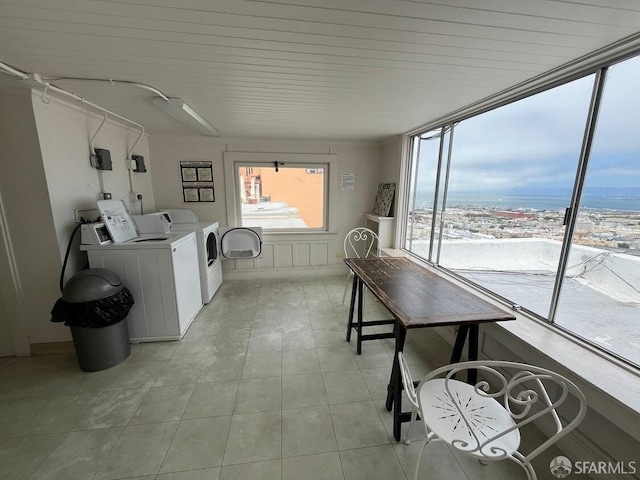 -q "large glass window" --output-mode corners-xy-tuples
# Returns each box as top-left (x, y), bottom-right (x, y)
(555, 56), (640, 365)
(405, 128), (449, 260)
(440, 75), (594, 317)
(403, 53), (640, 366)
